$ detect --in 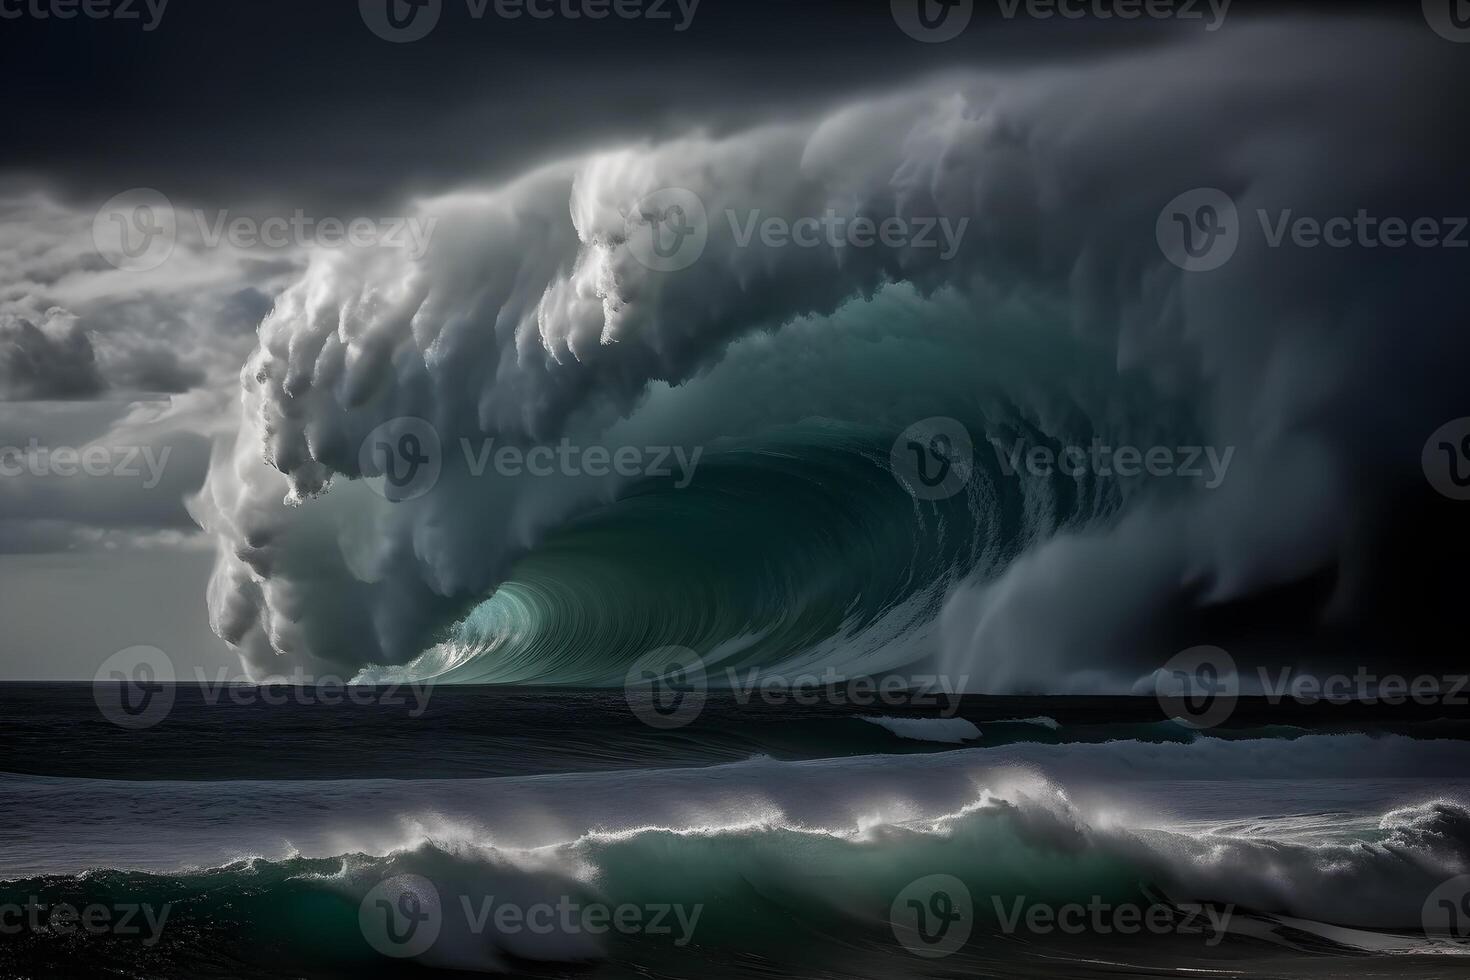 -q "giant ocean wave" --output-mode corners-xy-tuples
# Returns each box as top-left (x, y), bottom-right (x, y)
(369, 286), (1192, 686)
(188, 21), (1470, 690)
